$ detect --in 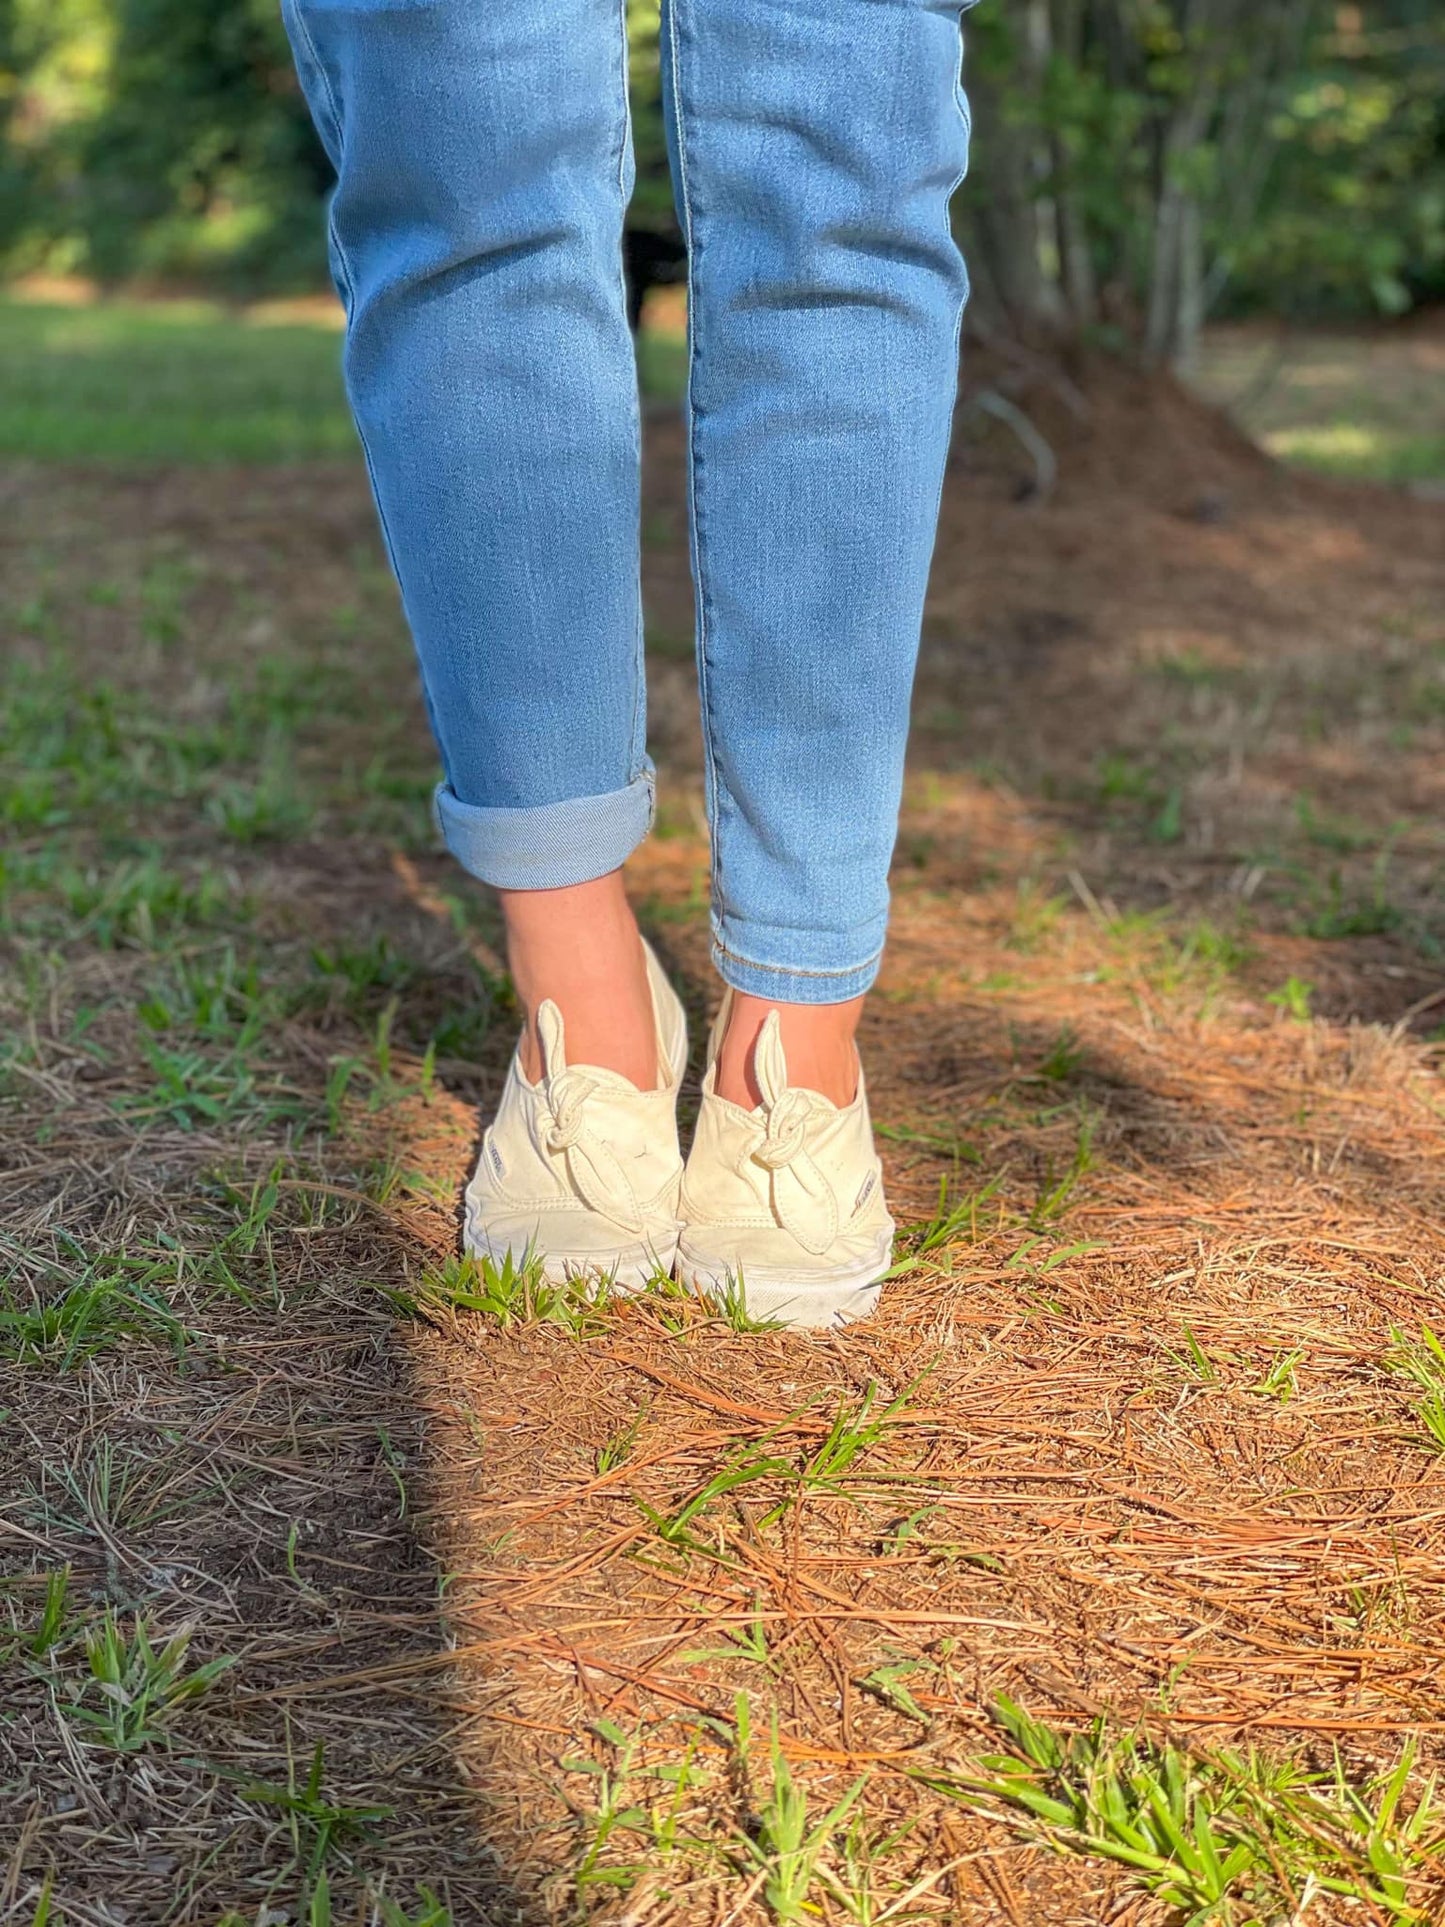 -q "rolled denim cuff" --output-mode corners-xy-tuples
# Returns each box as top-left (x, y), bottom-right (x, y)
(710, 914), (886, 1005)
(433, 765), (655, 890)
